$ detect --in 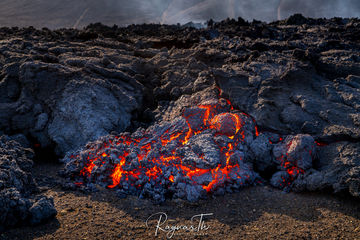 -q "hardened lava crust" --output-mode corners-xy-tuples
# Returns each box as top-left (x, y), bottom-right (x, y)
(0, 14), (359, 222)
